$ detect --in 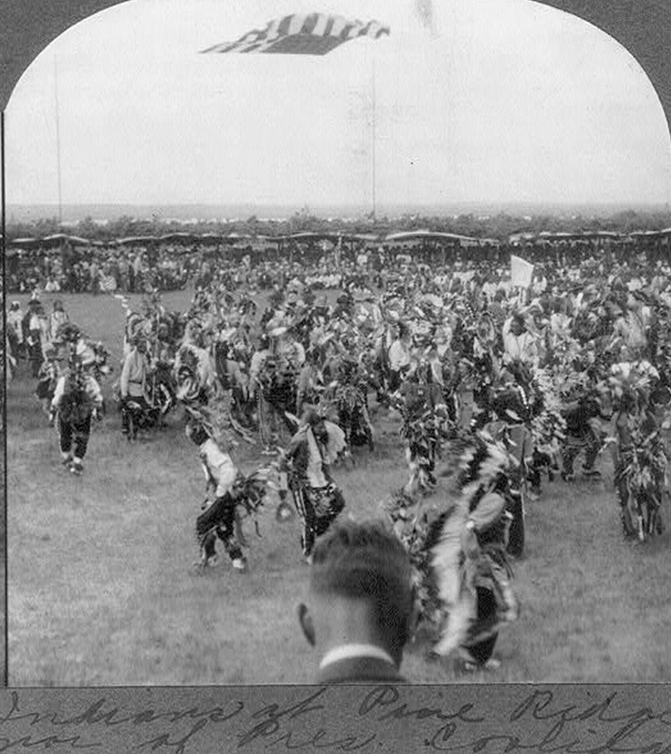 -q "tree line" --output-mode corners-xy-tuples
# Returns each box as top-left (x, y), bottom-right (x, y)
(6, 207), (671, 244)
